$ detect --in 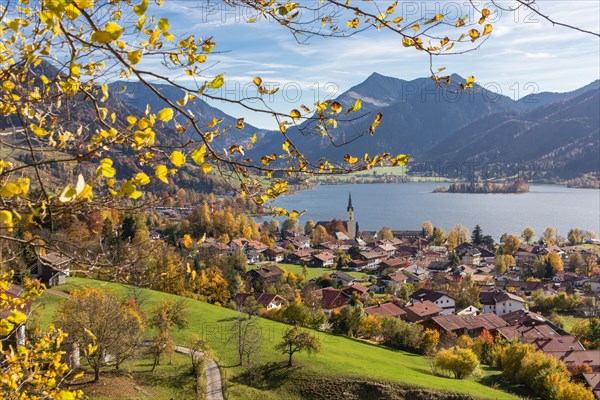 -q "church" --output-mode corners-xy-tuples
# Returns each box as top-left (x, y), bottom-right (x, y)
(315, 192), (359, 240)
